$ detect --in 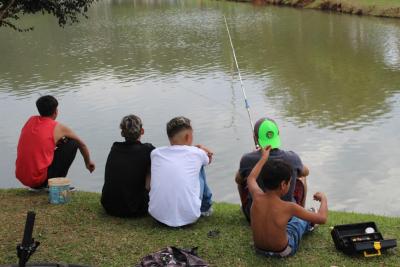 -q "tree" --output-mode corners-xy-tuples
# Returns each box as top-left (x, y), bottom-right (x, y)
(0, 0), (96, 31)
